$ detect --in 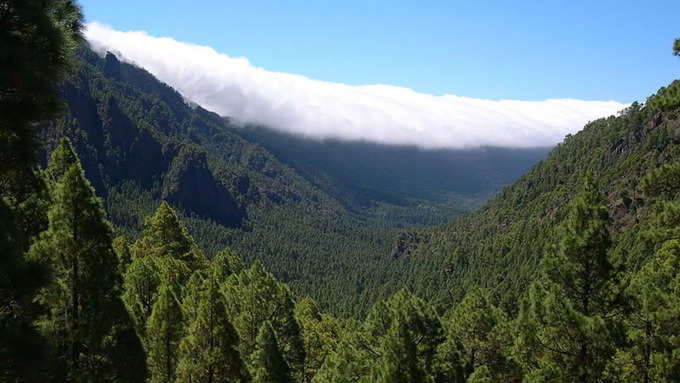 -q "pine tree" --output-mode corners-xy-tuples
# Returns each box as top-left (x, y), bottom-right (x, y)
(176, 276), (250, 383)
(147, 283), (183, 383)
(0, 0), (83, 191)
(28, 138), (143, 380)
(123, 202), (203, 343)
(371, 320), (431, 383)
(466, 365), (492, 383)
(181, 270), (205, 327)
(295, 297), (346, 382)
(445, 287), (520, 381)
(113, 235), (132, 278)
(130, 201), (202, 267)
(211, 248), (245, 283)
(123, 254), (162, 341)
(514, 181), (618, 382)
(607, 239), (680, 381)
(1, 3), (84, 375)
(316, 289), (444, 382)
(251, 321), (293, 383)
(0, 199), (52, 381)
(296, 297), (331, 382)
(433, 332), (466, 383)
(223, 261), (305, 379)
